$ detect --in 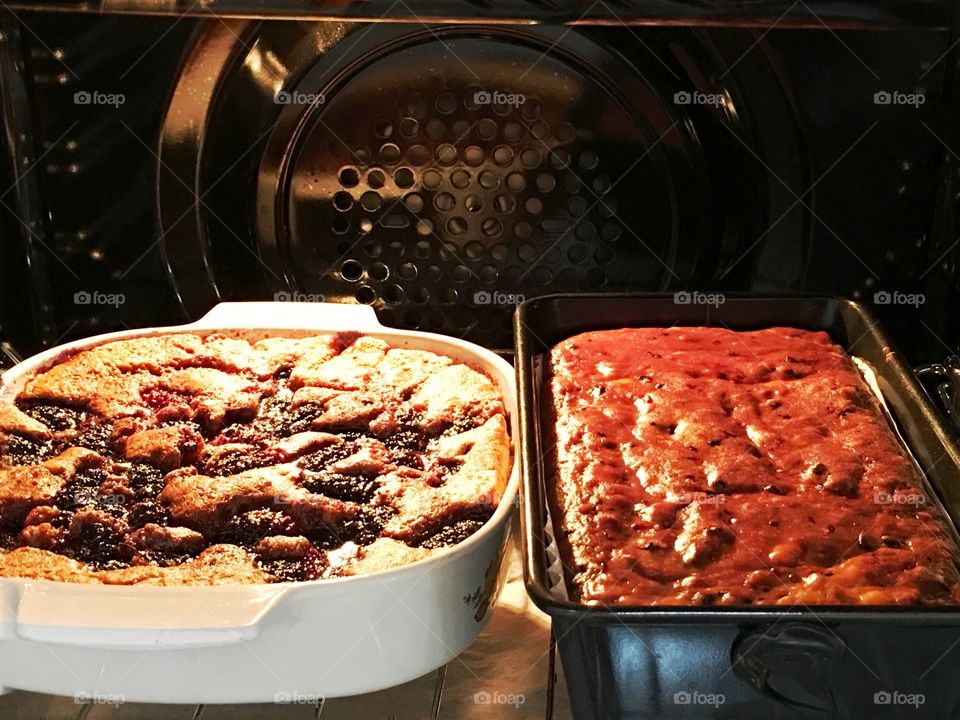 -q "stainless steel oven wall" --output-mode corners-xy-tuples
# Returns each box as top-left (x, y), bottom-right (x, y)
(0, 10), (196, 351)
(0, 9), (957, 361)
